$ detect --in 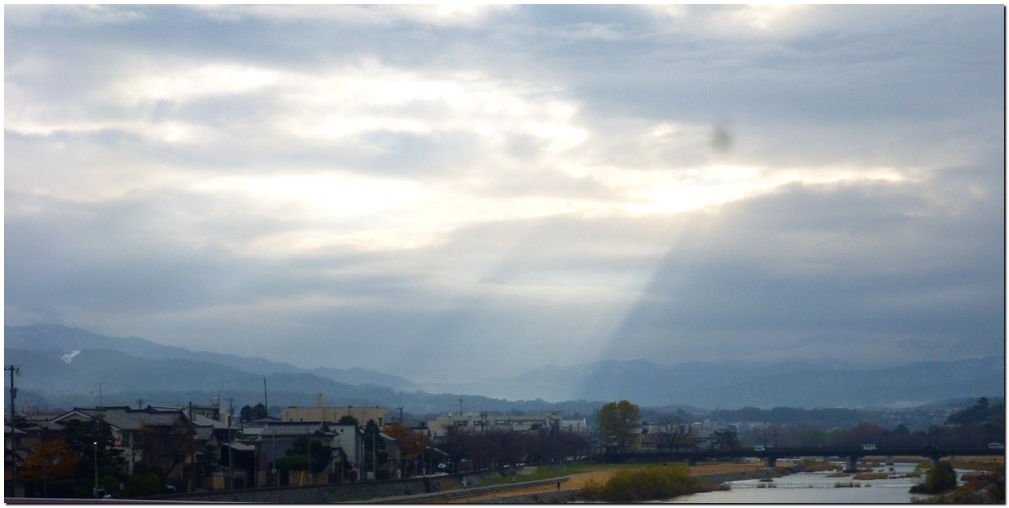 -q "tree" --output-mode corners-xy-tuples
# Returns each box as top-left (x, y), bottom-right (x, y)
(910, 461), (958, 494)
(709, 428), (738, 451)
(59, 418), (126, 492)
(362, 419), (388, 477)
(947, 397), (1004, 426)
(134, 423), (194, 488)
(597, 400), (641, 453)
(337, 415), (360, 427)
(240, 403), (269, 423)
(276, 435), (332, 475)
(382, 423), (430, 477)
(438, 426), (468, 474)
(657, 422), (695, 452)
(20, 438), (80, 496)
